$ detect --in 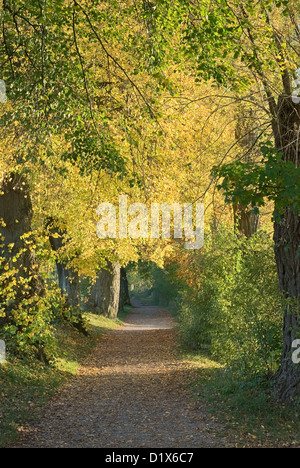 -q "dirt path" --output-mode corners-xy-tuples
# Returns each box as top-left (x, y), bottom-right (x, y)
(13, 301), (232, 448)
